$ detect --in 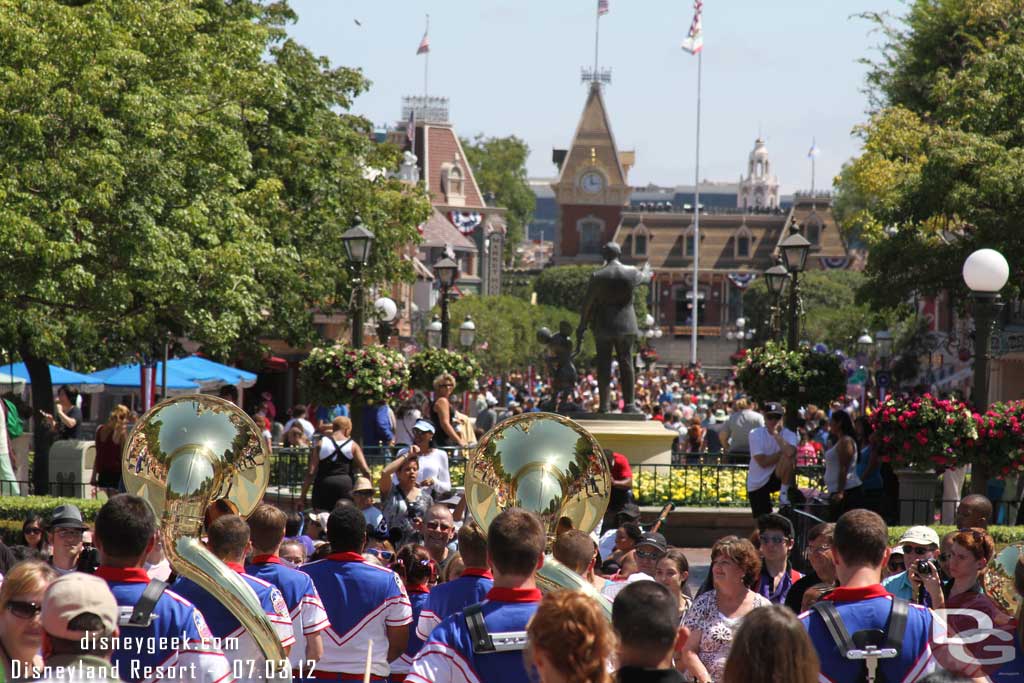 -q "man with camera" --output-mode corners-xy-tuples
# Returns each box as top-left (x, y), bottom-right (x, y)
(881, 526), (941, 605)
